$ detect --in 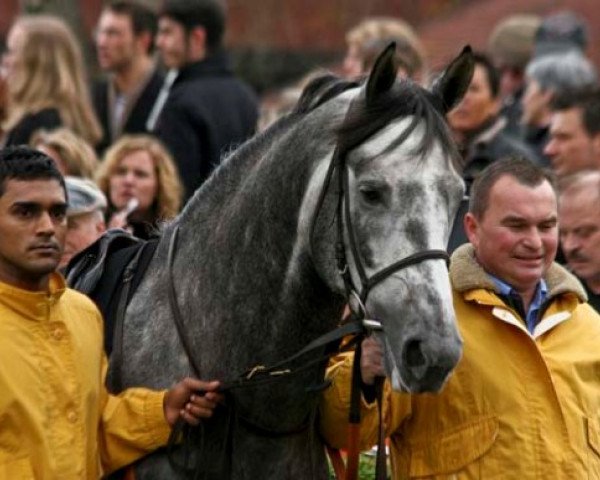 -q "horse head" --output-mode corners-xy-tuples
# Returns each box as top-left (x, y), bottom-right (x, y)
(312, 45), (474, 393)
